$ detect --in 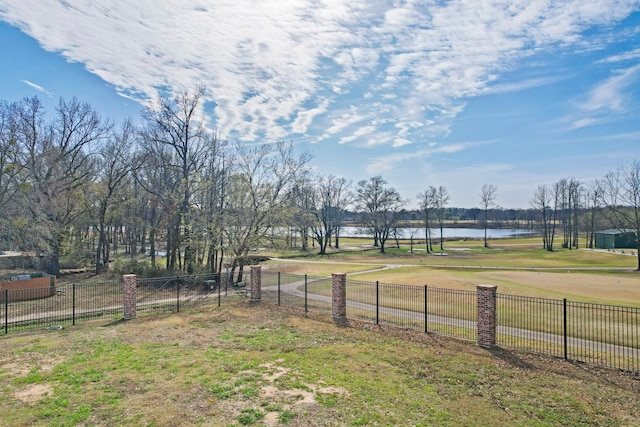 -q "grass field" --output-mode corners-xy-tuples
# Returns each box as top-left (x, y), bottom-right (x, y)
(1, 303), (639, 426)
(263, 239), (639, 307)
(291, 242), (638, 269)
